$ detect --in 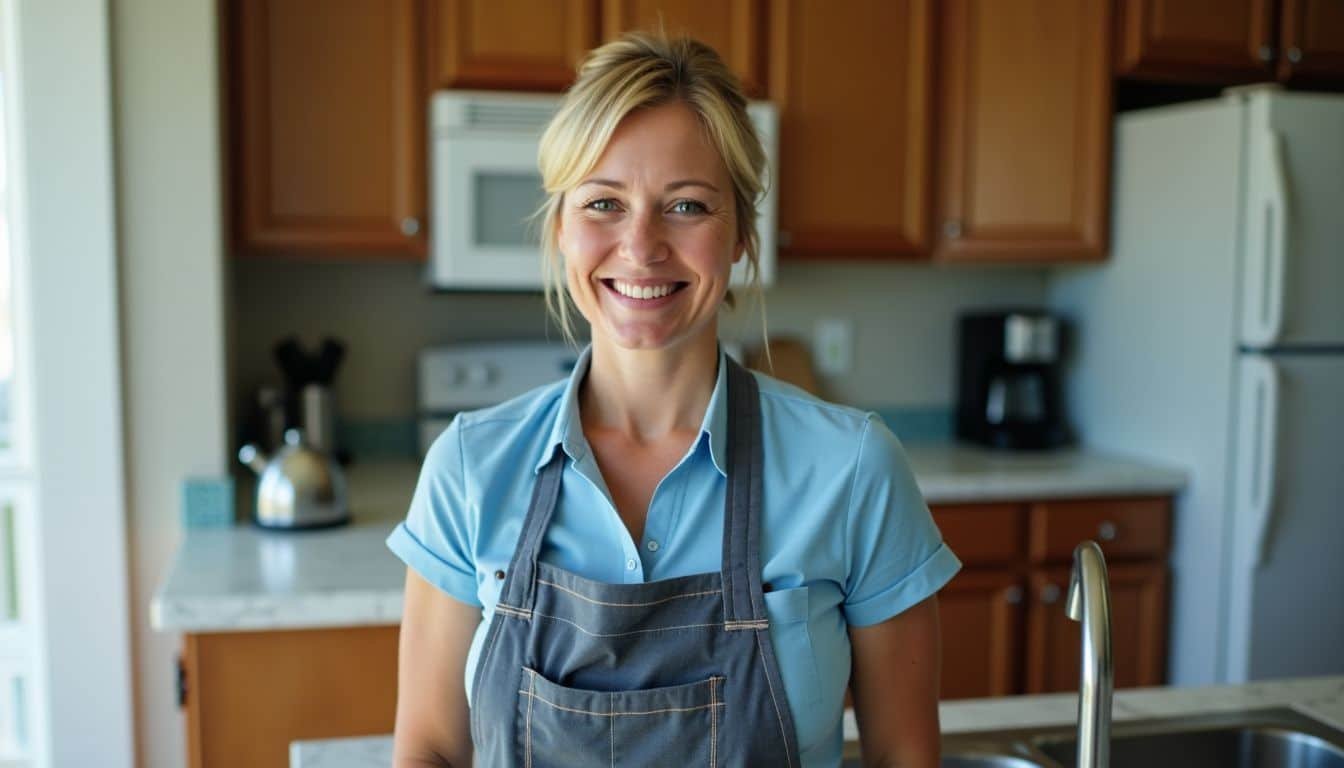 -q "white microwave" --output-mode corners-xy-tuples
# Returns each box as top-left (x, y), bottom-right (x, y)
(427, 90), (779, 290)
